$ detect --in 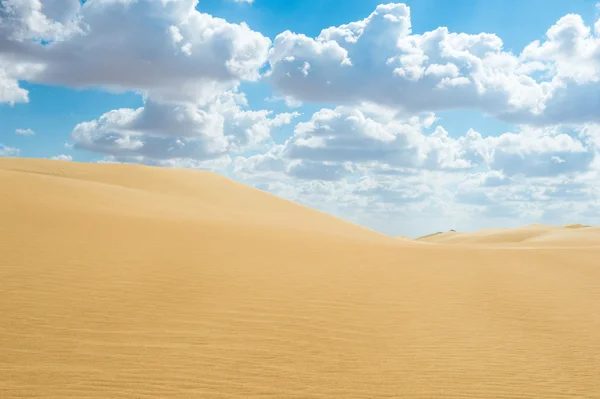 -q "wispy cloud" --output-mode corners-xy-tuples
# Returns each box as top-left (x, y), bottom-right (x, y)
(0, 144), (20, 156)
(16, 128), (35, 136)
(51, 154), (73, 161)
